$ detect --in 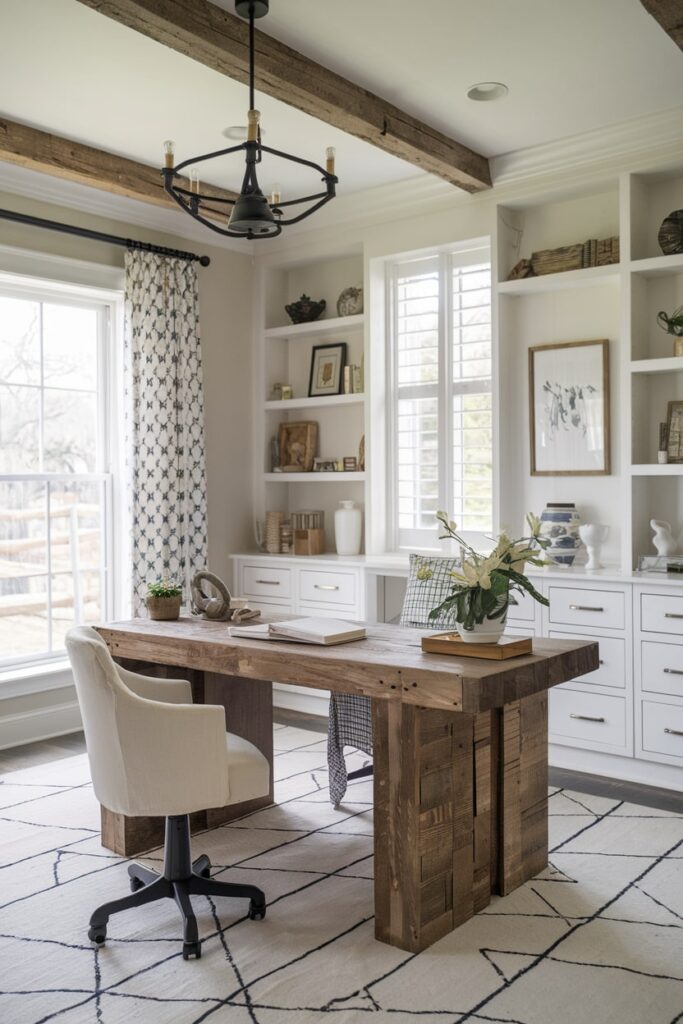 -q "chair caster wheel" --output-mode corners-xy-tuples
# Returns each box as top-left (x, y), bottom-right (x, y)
(129, 877), (145, 892)
(248, 901), (266, 921)
(182, 941), (201, 960)
(88, 926), (106, 947)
